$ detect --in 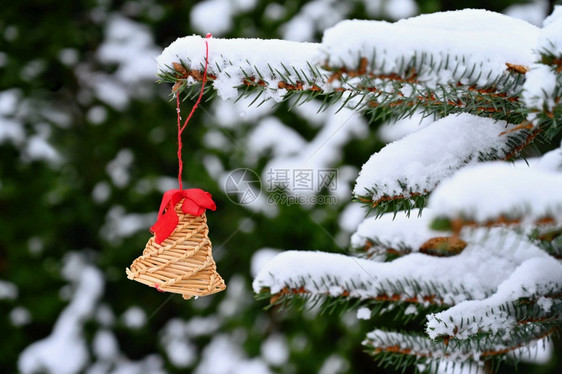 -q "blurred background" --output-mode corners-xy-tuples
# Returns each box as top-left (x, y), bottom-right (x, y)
(1, 0), (560, 373)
